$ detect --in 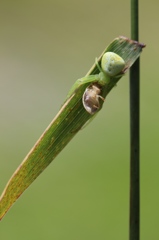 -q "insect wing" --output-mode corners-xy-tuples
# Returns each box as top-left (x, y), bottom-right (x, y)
(82, 85), (102, 115)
